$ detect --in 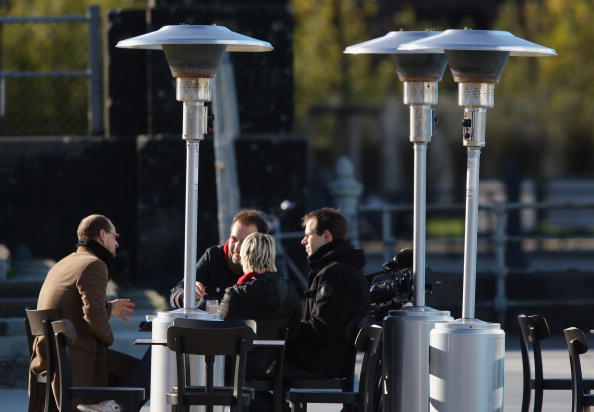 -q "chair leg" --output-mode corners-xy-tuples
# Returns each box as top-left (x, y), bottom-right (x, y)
(520, 383), (531, 412)
(290, 401), (306, 412)
(534, 387), (543, 412)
